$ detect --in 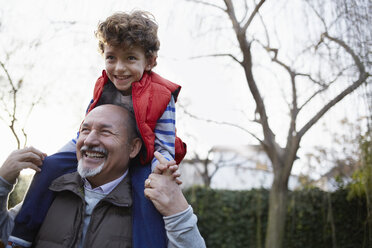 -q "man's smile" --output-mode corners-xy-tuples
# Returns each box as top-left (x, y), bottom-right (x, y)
(80, 146), (107, 160)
